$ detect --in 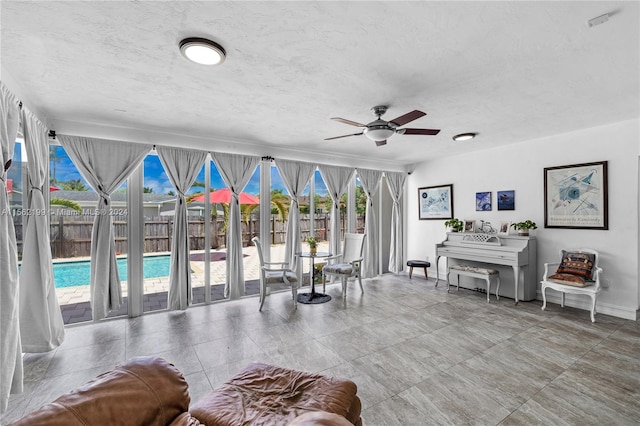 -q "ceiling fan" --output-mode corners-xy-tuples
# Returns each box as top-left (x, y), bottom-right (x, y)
(325, 105), (440, 146)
